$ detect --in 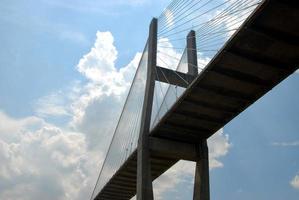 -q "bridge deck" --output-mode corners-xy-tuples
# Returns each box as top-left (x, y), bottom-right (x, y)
(95, 0), (299, 199)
